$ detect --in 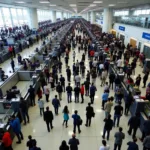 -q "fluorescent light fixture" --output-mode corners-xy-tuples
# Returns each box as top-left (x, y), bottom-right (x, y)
(14, 1), (25, 3)
(109, 4), (115, 6)
(70, 4), (76, 7)
(118, 1), (127, 3)
(49, 4), (56, 6)
(39, 1), (50, 3)
(93, 1), (103, 3)
(89, 4), (96, 7)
